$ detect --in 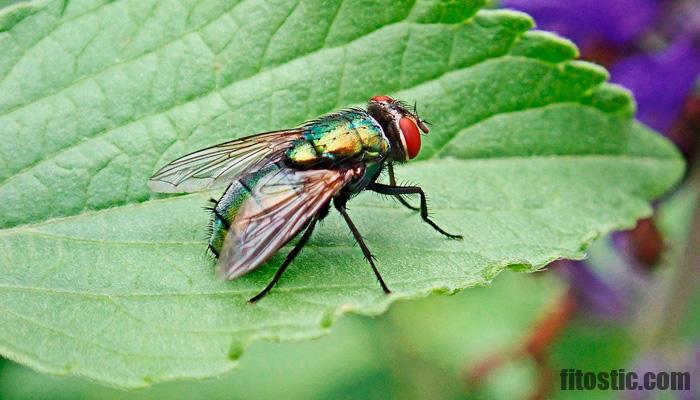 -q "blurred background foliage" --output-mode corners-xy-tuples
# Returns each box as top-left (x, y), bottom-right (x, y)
(1, 0), (699, 398)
